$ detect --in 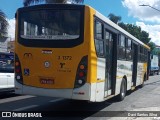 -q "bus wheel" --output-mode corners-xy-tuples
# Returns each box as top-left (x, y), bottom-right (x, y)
(157, 71), (159, 75)
(117, 78), (127, 101)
